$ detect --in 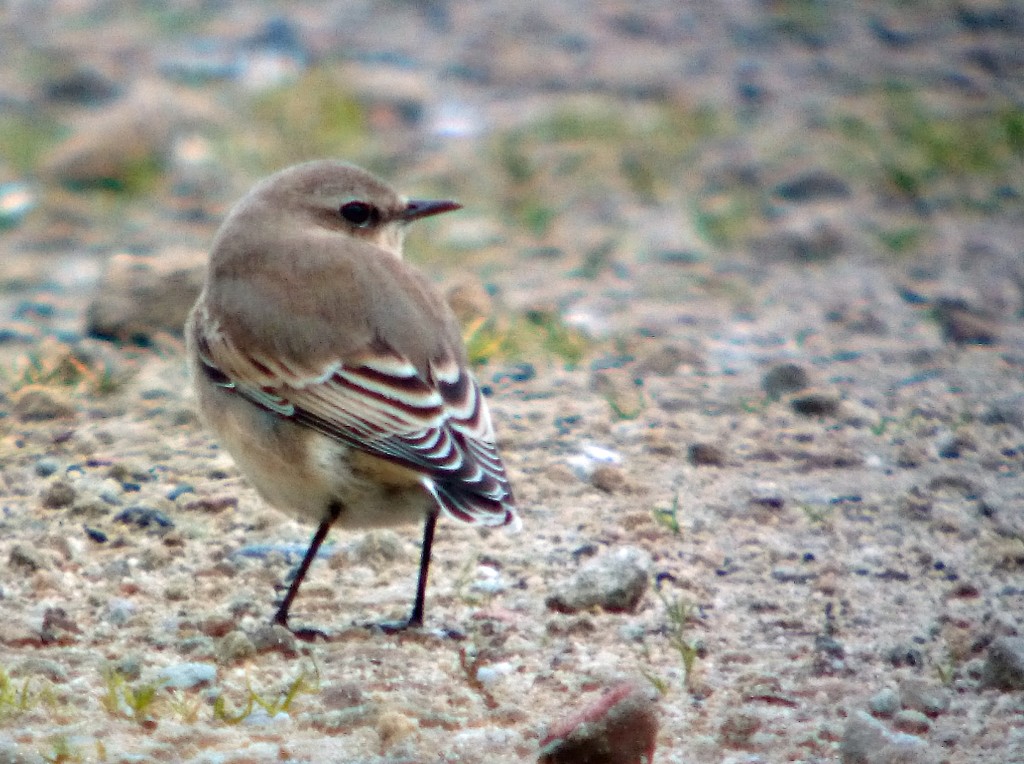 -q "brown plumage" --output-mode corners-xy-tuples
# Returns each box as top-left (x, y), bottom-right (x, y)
(186, 160), (517, 637)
